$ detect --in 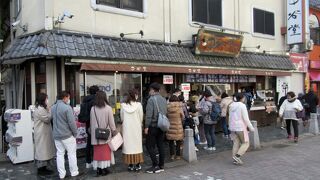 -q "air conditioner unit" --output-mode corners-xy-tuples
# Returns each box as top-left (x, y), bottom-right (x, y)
(305, 39), (314, 51)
